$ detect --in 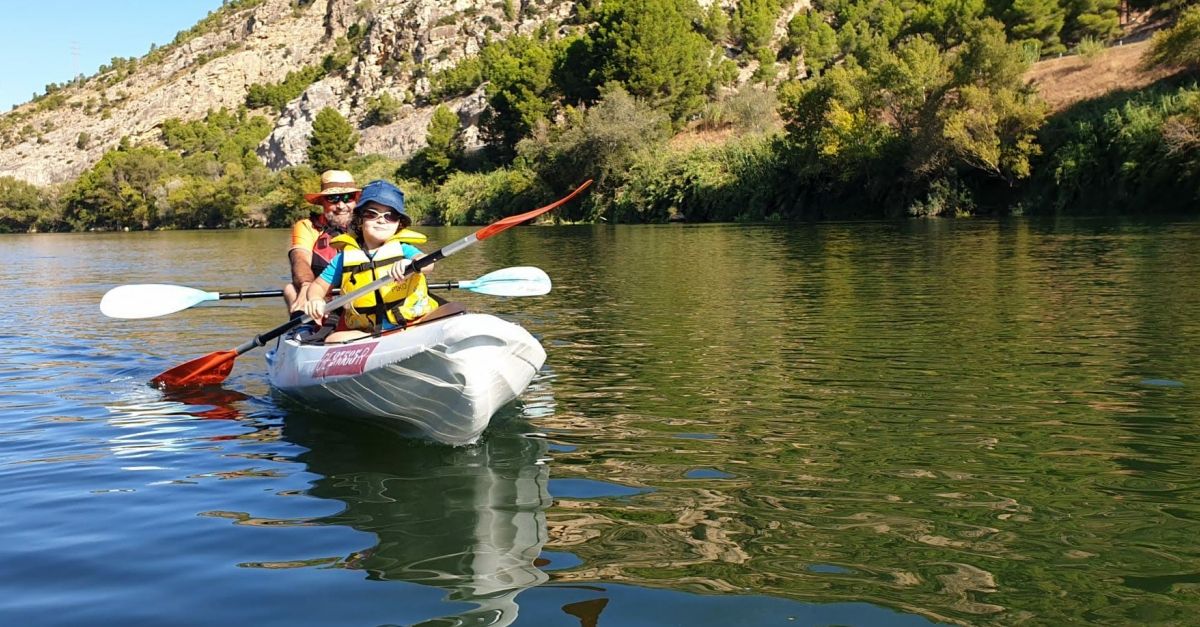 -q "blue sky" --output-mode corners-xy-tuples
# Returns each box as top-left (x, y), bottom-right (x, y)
(0, 0), (224, 111)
